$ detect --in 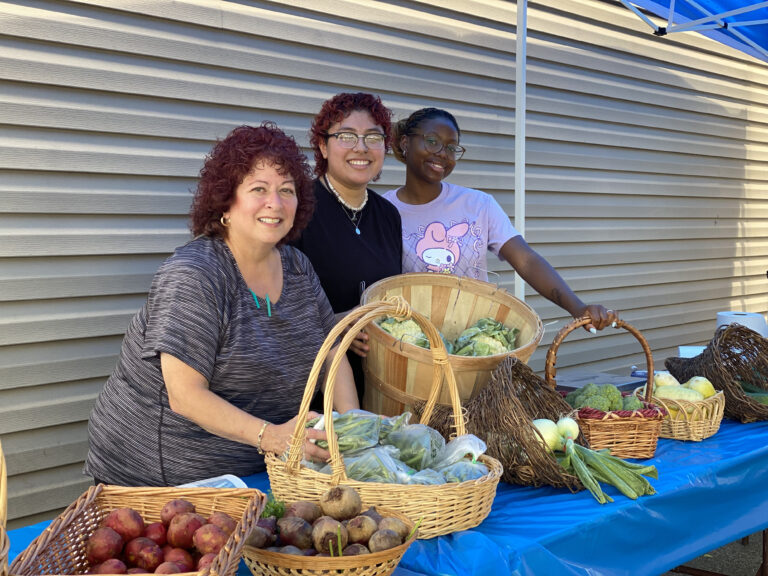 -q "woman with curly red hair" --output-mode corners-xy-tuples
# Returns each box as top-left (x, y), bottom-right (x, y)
(293, 93), (403, 404)
(85, 123), (359, 486)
